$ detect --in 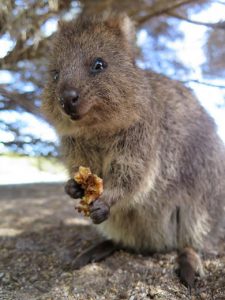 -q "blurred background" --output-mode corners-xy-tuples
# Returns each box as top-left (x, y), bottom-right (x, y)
(0, 0), (225, 185)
